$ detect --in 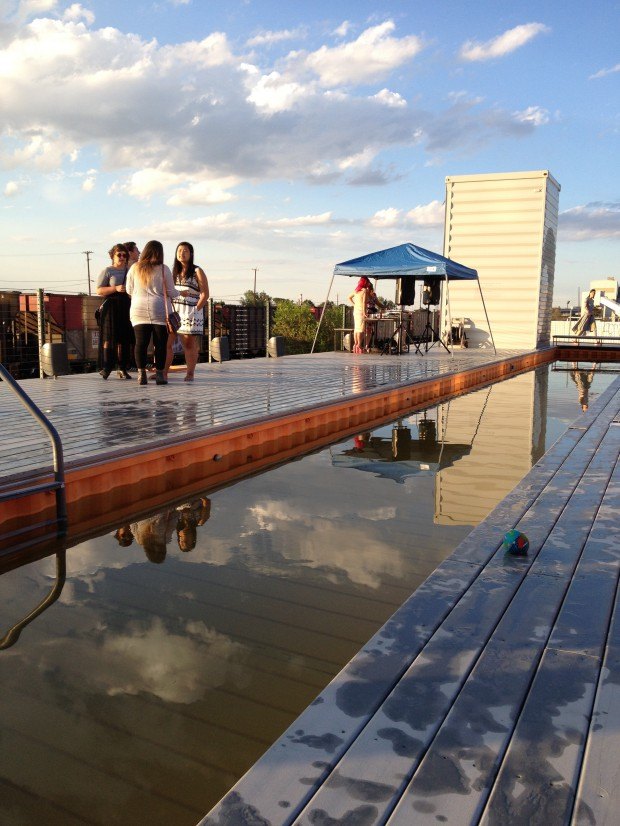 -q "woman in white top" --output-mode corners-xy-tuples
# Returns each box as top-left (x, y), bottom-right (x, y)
(126, 240), (187, 386)
(348, 276), (372, 353)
